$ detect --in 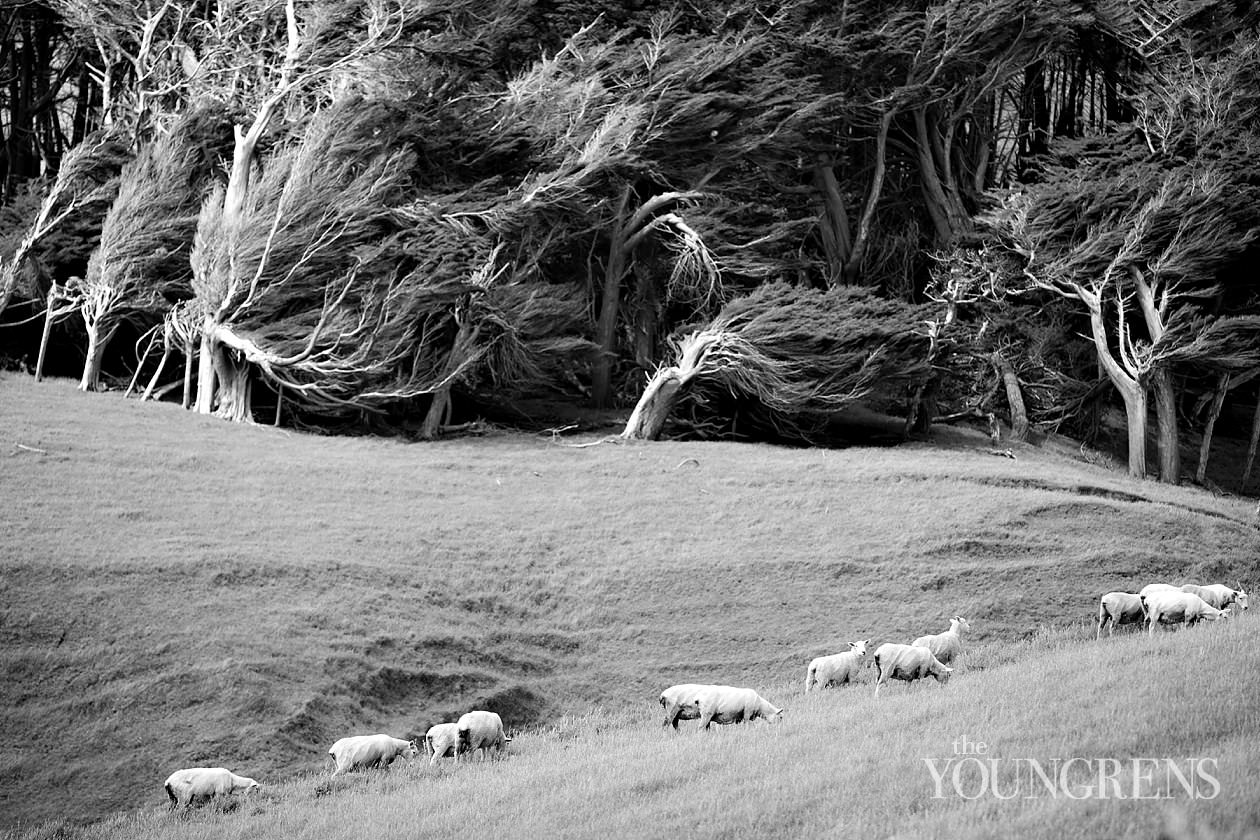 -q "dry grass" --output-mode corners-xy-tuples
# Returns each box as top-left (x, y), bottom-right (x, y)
(2, 372), (1258, 837)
